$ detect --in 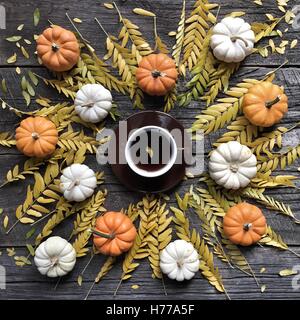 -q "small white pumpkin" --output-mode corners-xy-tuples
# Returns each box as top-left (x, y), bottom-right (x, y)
(210, 17), (255, 63)
(74, 83), (112, 123)
(209, 141), (257, 190)
(60, 163), (97, 202)
(34, 236), (76, 278)
(160, 239), (199, 281)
